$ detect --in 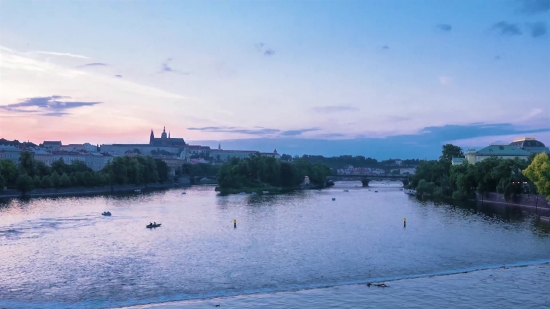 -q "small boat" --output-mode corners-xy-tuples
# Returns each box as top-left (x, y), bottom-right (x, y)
(332, 198), (336, 201)
(181, 192), (186, 195)
(146, 223), (161, 228)
(375, 191), (378, 193)
(344, 189), (349, 192)
(262, 191), (269, 194)
(101, 211), (111, 216)
(251, 192), (257, 195)
(239, 192), (246, 195)
(135, 189), (141, 193)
